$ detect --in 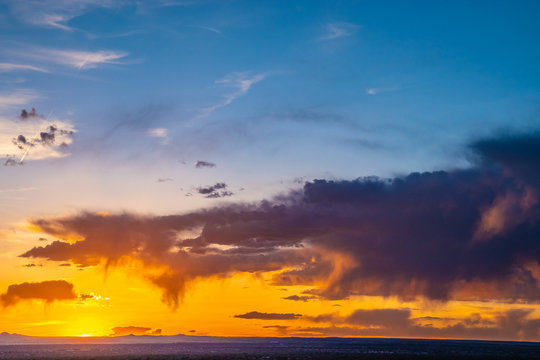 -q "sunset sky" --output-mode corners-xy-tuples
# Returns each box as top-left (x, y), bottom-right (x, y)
(2, 0), (540, 341)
